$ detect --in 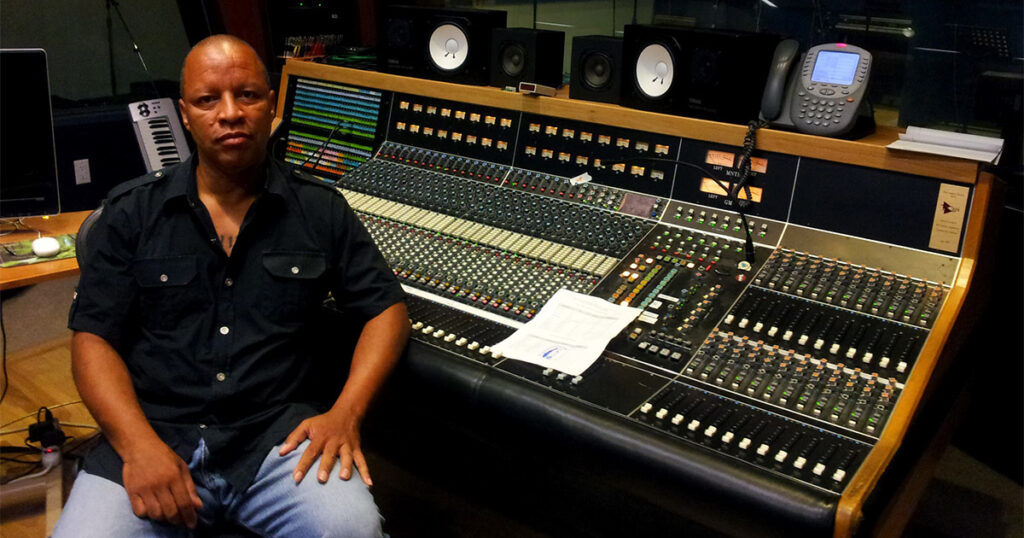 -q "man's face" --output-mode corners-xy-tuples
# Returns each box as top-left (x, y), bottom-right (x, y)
(179, 42), (275, 175)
